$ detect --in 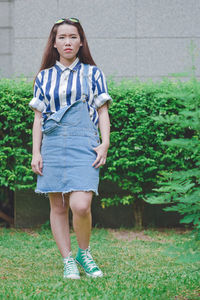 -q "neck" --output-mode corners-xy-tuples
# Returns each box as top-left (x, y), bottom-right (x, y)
(59, 57), (77, 67)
